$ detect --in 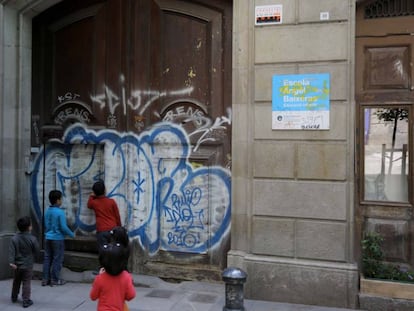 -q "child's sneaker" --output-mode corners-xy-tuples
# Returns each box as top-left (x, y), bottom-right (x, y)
(51, 279), (66, 286)
(41, 279), (50, 286)
(22, 299), (33, 308)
